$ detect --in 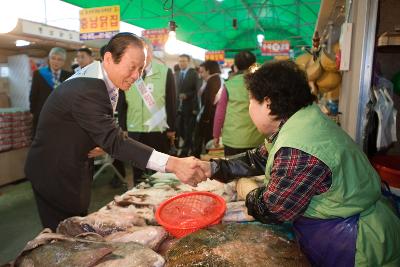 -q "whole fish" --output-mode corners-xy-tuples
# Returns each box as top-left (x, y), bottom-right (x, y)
(12, 229), (165, 267)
